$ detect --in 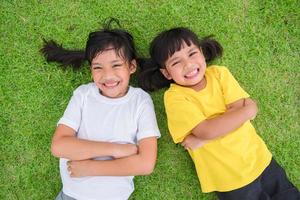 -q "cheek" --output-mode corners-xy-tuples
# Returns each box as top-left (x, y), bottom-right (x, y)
(200, 55), (207, 65)
(172, 67), (183, 76)
(91, 73), (97, 80)
(120, 70), (131, 80)
(91, 72), (101, 82)
(170, 70), (183, 81)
